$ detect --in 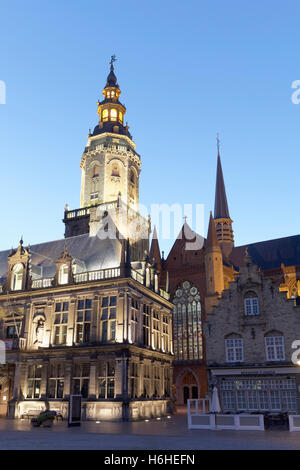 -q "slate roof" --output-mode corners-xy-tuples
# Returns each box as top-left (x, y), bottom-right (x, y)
(230, 234), (300, 270)
(0, 233), (122, 281)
